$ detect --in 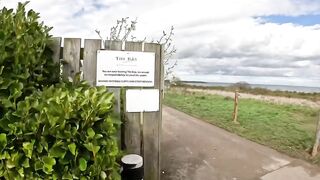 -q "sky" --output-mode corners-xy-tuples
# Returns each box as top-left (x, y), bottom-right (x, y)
(1, 0), (320, 87)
